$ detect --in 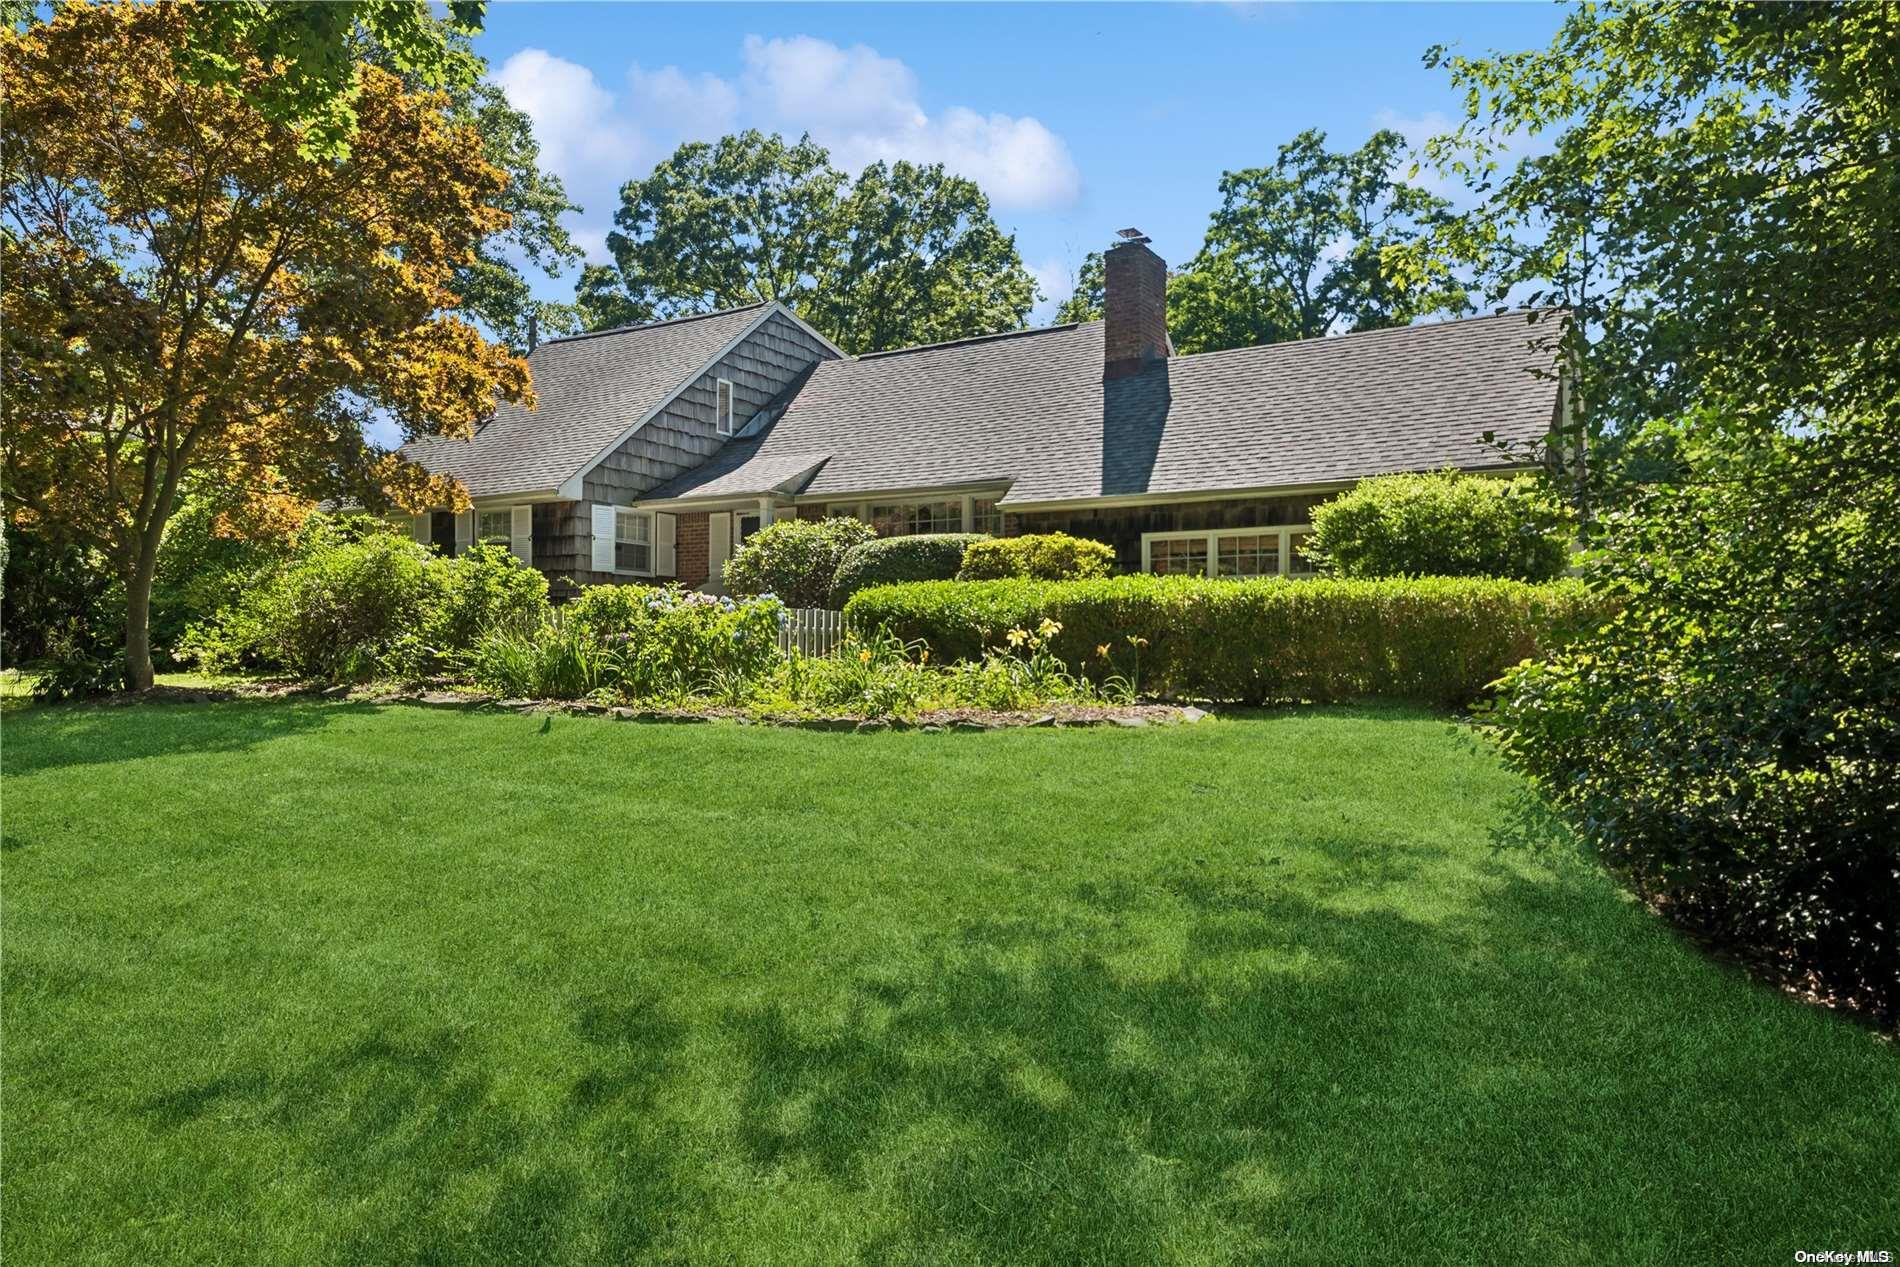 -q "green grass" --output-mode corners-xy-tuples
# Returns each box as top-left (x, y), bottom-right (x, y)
(3, 699), (1893, 1265)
